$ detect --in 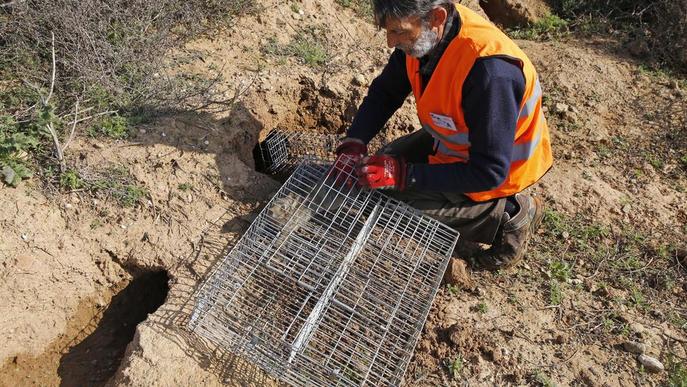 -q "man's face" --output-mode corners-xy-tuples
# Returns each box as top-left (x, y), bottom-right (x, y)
(383, 13), (440, 58)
